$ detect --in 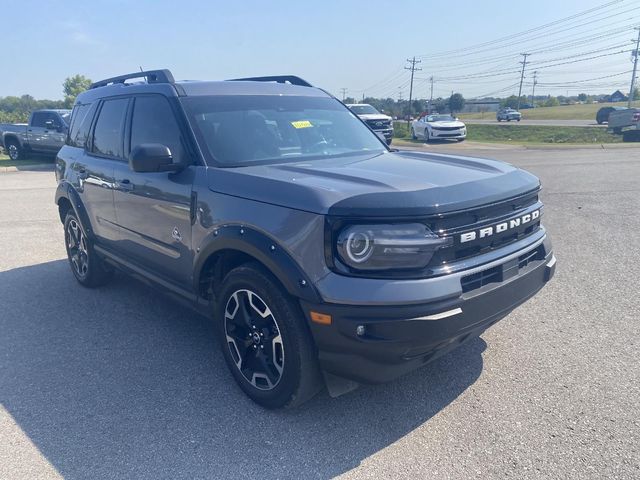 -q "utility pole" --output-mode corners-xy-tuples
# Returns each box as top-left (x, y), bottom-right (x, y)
(517, 53), (530, 111)
(429, 76), (434, 112)
(340, 88), (348, 102)
(398, 88), (403, 102)
(531, 71), (538, 107)
(405, 57), (422, 124)
(628, 27), (640, 108)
